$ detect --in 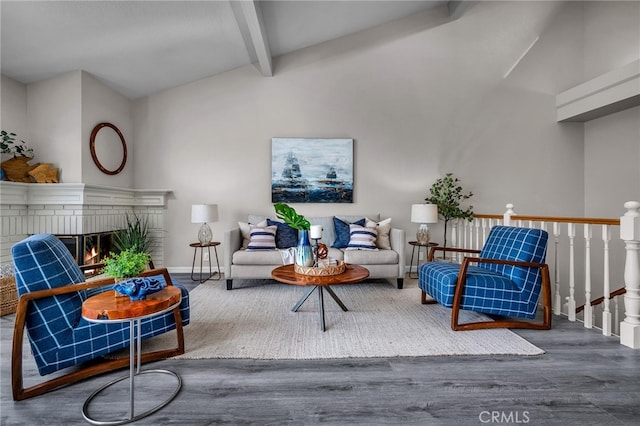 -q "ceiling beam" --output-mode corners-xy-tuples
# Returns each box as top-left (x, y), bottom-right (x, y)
(448, 0), (469, 20)
(231, 0), (273, 77)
